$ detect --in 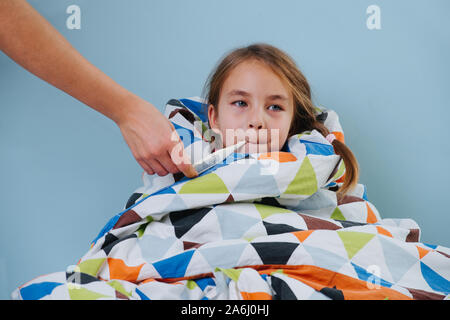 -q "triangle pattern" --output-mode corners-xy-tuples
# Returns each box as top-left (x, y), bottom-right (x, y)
(263, 221), (301, 235)
(331, 207), (346, 220)
(232, 162), (280, 195)
(162, 195), (187, 213)
(396, 261), (434, 293)
(251, 242), (299, 265)
(199, 242), (248, 270)
(420, 261), (450, 295)
(378, 236), (418, 283)
(350, 235), (395, 284)
(68, 286), (111, 300)
(138, 235), (177, 263)
(284, 157), (317, 196)
(153, 249), (195, 278)
(214, 206), (260, 240)
(179, 173), (229, 194)
(351, 262), (393, 288)
(169, 207), (213, 238)
(303, 244), (348, 272)
(337, 231), (375, 260)
(255, 203), (293, 219)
